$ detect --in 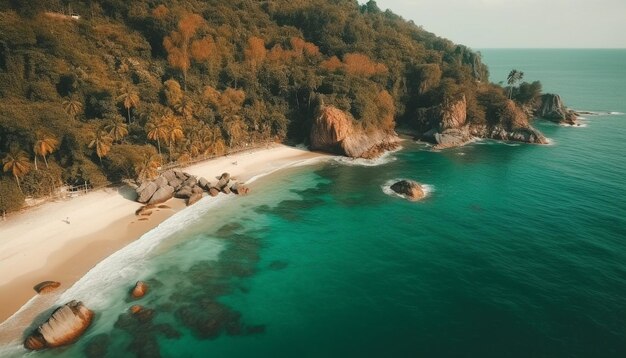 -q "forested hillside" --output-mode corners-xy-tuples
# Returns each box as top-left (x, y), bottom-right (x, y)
(0, 0), (542, 213)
